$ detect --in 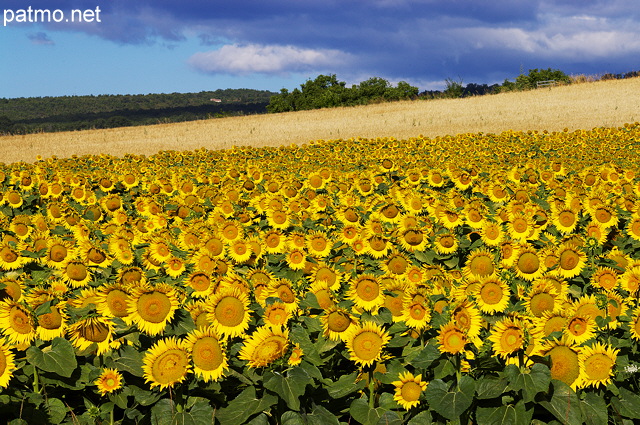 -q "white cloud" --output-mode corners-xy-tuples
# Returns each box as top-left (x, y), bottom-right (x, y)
(188, 43), (353, 75)
(452, 24), (640, 59)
